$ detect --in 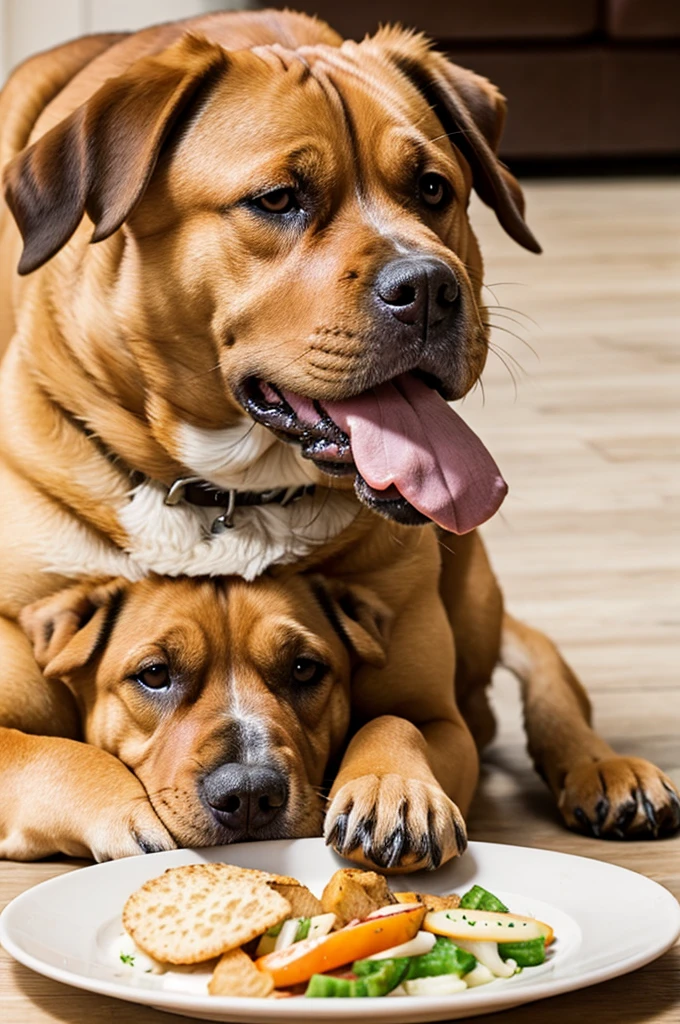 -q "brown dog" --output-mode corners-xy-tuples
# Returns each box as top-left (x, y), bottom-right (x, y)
(6, 571), (464, 865)
(0, 9), (678, 867)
